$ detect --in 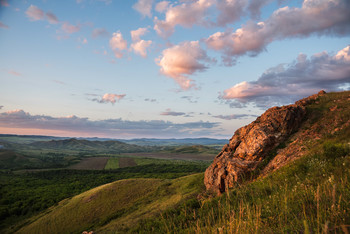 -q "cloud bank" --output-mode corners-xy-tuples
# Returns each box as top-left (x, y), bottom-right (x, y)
(221, 45), (350, 108)
(0, 110), (220, 138)
(206, 0), (350, 65)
